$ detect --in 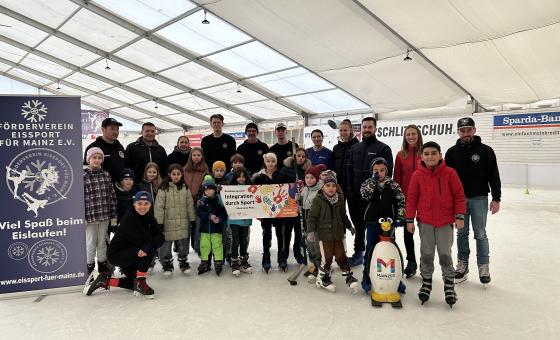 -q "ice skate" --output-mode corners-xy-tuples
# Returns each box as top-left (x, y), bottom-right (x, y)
(444, 277), (457, 308)
(240, 256), (252, 274)
(231, 258), (241, 276)
(198, 260), (211, 275)
(262, 253), (271, 273)
(403, 261), (417, 279)
(86, 263), (95, 276)
(418, 276), (432, 305)
(133, 277), (154, 299)
(343, 271), (359, 294)
(82, 268), (98, 295)
(85, 271), (110, 296)
(162, 260), (174, 278)
(316, 268), (335, 292)
(478, 263), (491, 288)
(348, 251), (364, 267)
(215, 260), (223, 276)
(178, 257), (191, 275)
(455, 260), (469, 283)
